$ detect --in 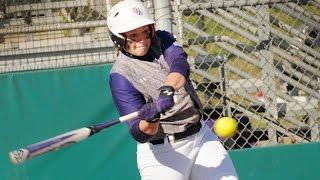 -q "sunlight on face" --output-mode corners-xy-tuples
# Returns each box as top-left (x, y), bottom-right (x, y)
(123, 25), (151, 56)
